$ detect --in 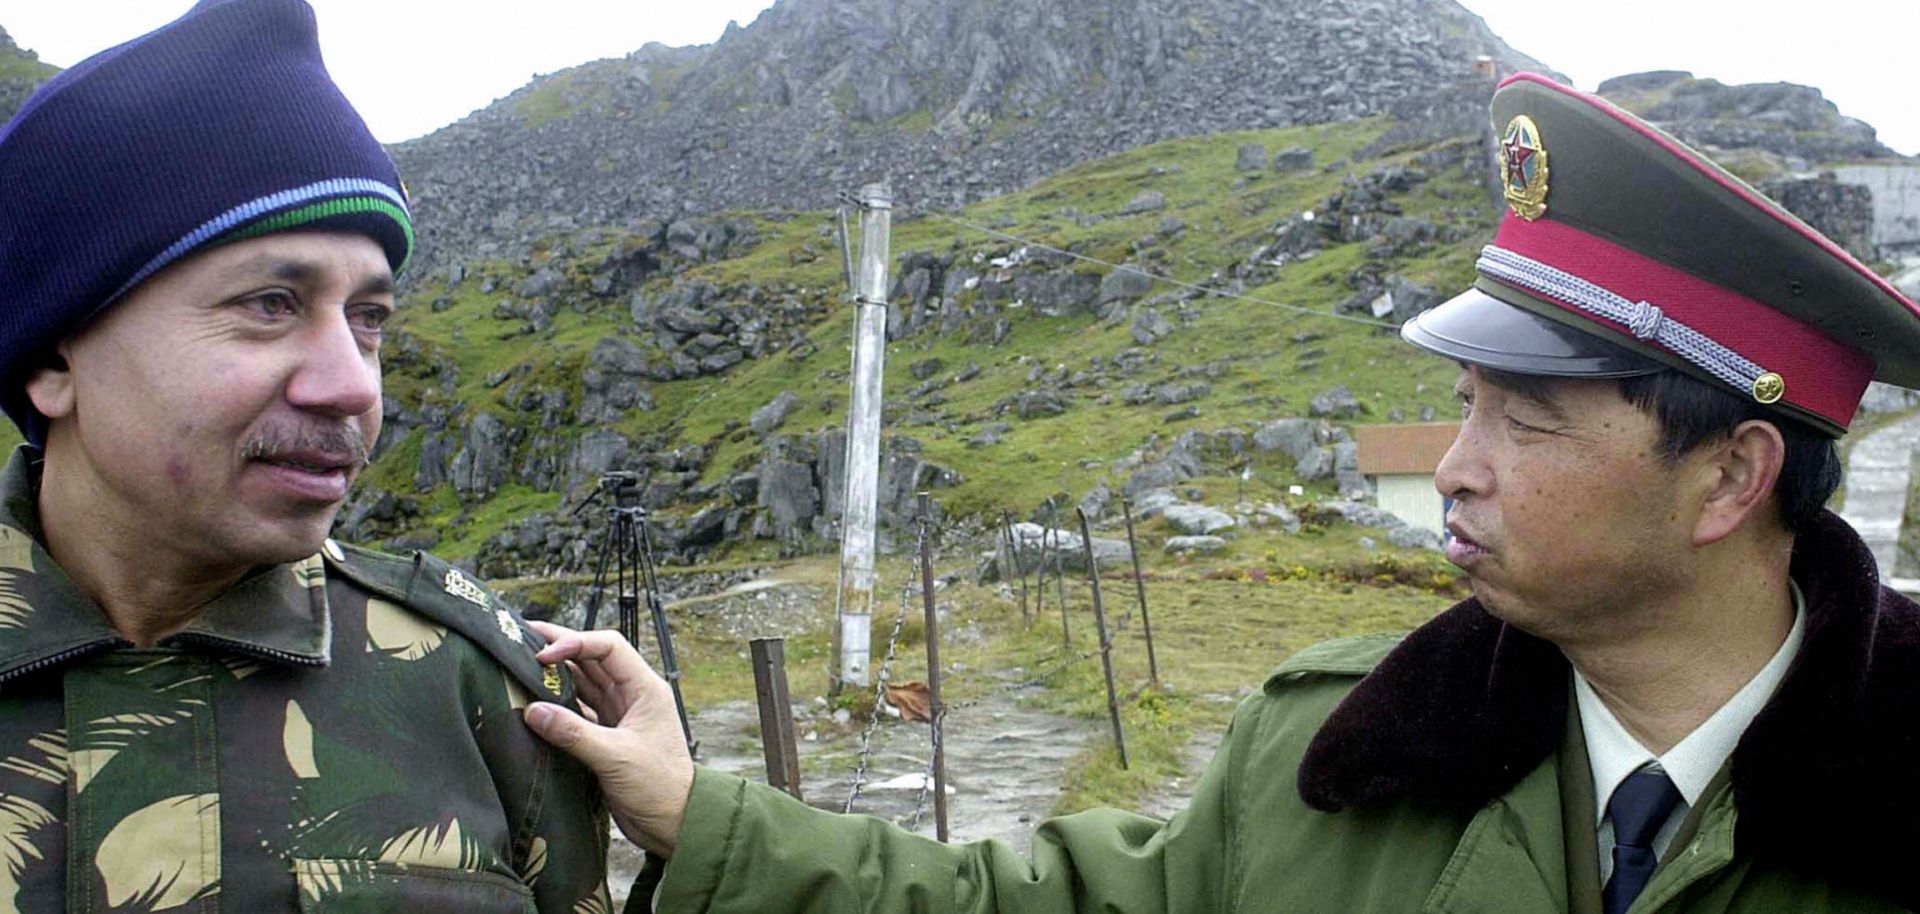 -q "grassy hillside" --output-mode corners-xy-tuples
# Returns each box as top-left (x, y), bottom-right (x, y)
(377, 115), (1490, 558)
